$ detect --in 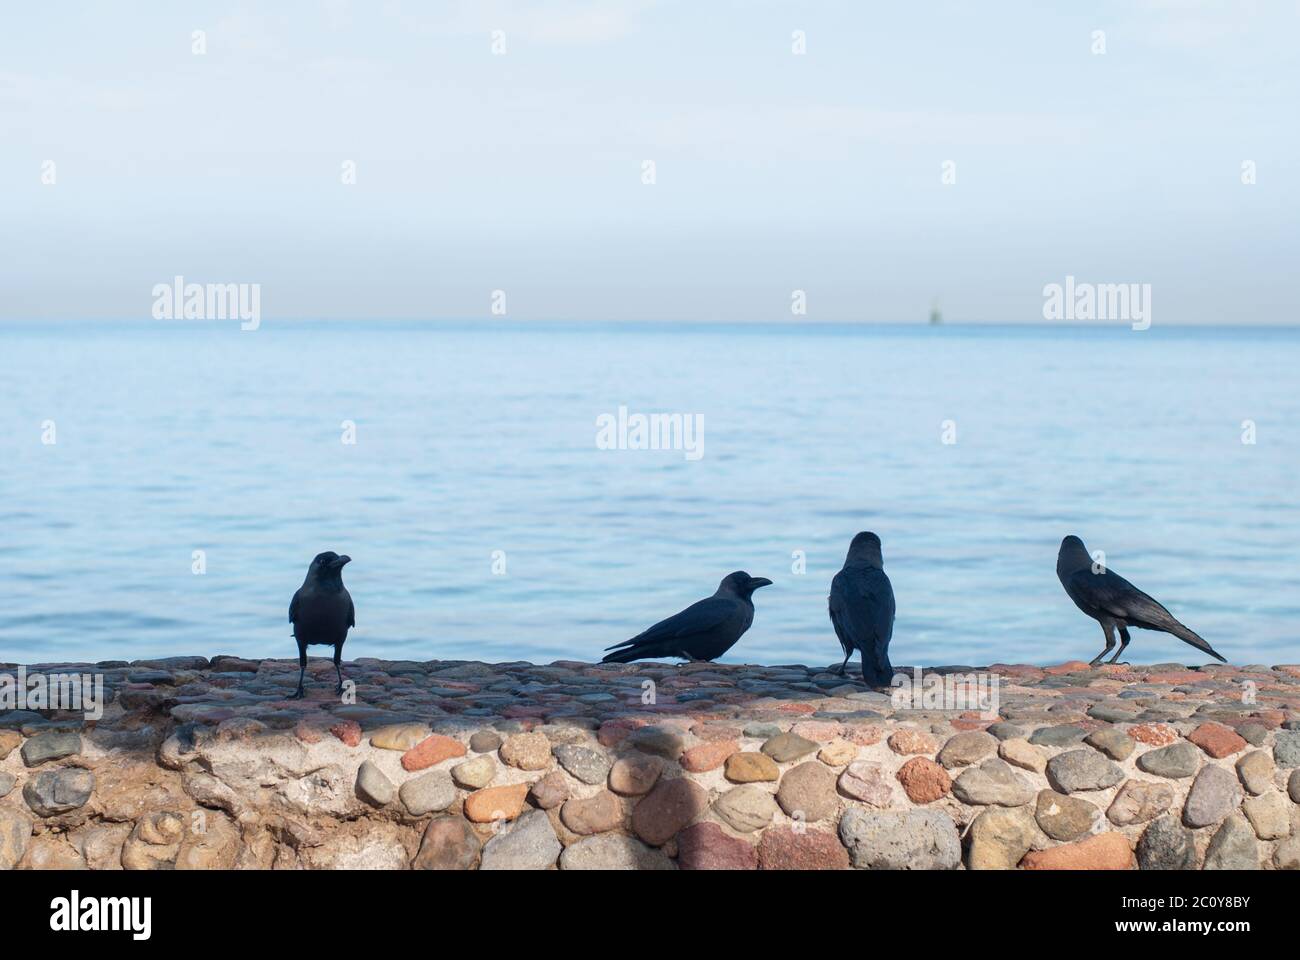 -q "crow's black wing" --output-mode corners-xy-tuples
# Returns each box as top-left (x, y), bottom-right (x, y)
(828, 592), (854, 659)
(605, 597), (739, 653)
(828, 573), (856, 658)
(289, 589), (300, 624)
(1067, 569), (1225, 662)
(1067, 568), (1169, 624)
